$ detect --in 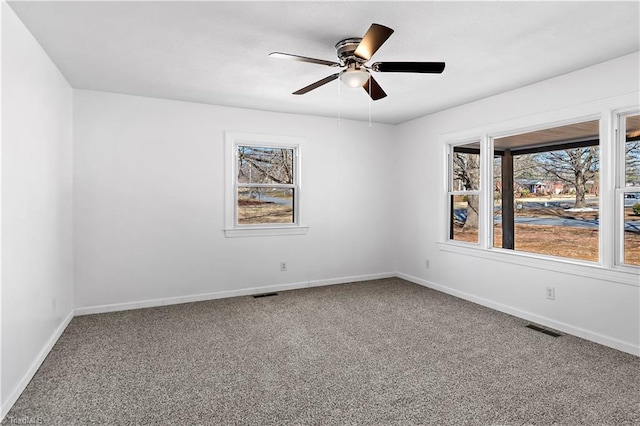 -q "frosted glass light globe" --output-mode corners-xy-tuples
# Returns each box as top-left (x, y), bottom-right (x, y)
(340, 68), (369, 88)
